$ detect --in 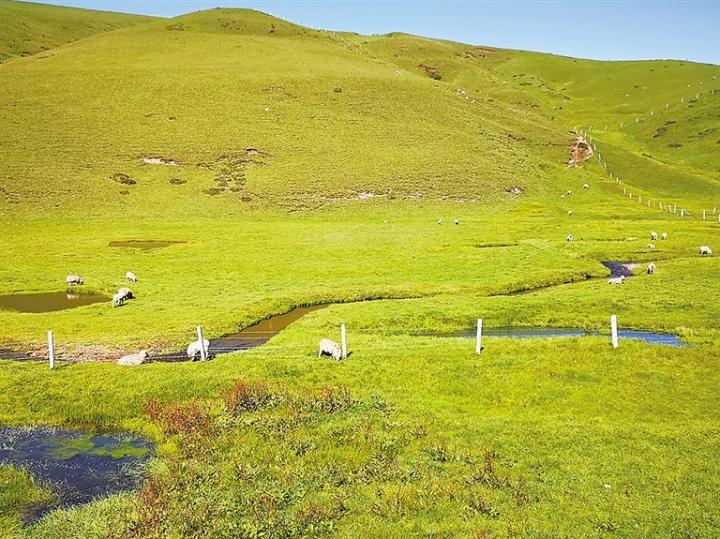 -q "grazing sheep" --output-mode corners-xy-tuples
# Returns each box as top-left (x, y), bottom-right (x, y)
(453, 219), (460, 225)
(568, 210), (573, 216)
(112, 291), (126, 307)
(650, 231), (658, 241)
(560, 194), (565, 199)
(647, 262), (656, 275)
(700, 245), (713, 256)
(126, 271), (137, 282)
(318, 338), (342, 360)
(566, 234), (574, 242)
(187, 338), (210, 360)
(112, 287), (134, 307)
(583, 183), (589, 189)
(608, 275), (626, 285)
(66, 275), (84, 286)
(647, 243), (655, 250)
(566, 190), (572, 196)
(661, 232), (668, 240)
(437, 219), (444, 225)
(117, 350), (148, 366)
